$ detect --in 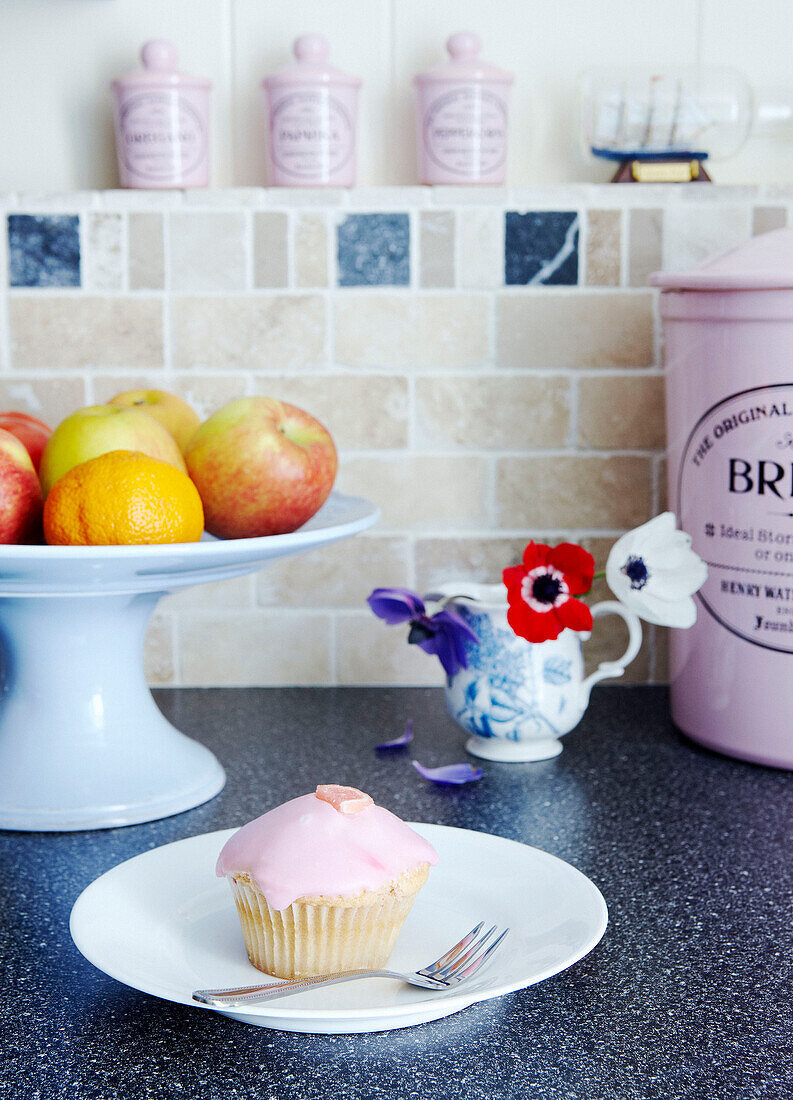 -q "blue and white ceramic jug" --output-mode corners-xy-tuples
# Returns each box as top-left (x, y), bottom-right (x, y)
(436, 583), (642, 762)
